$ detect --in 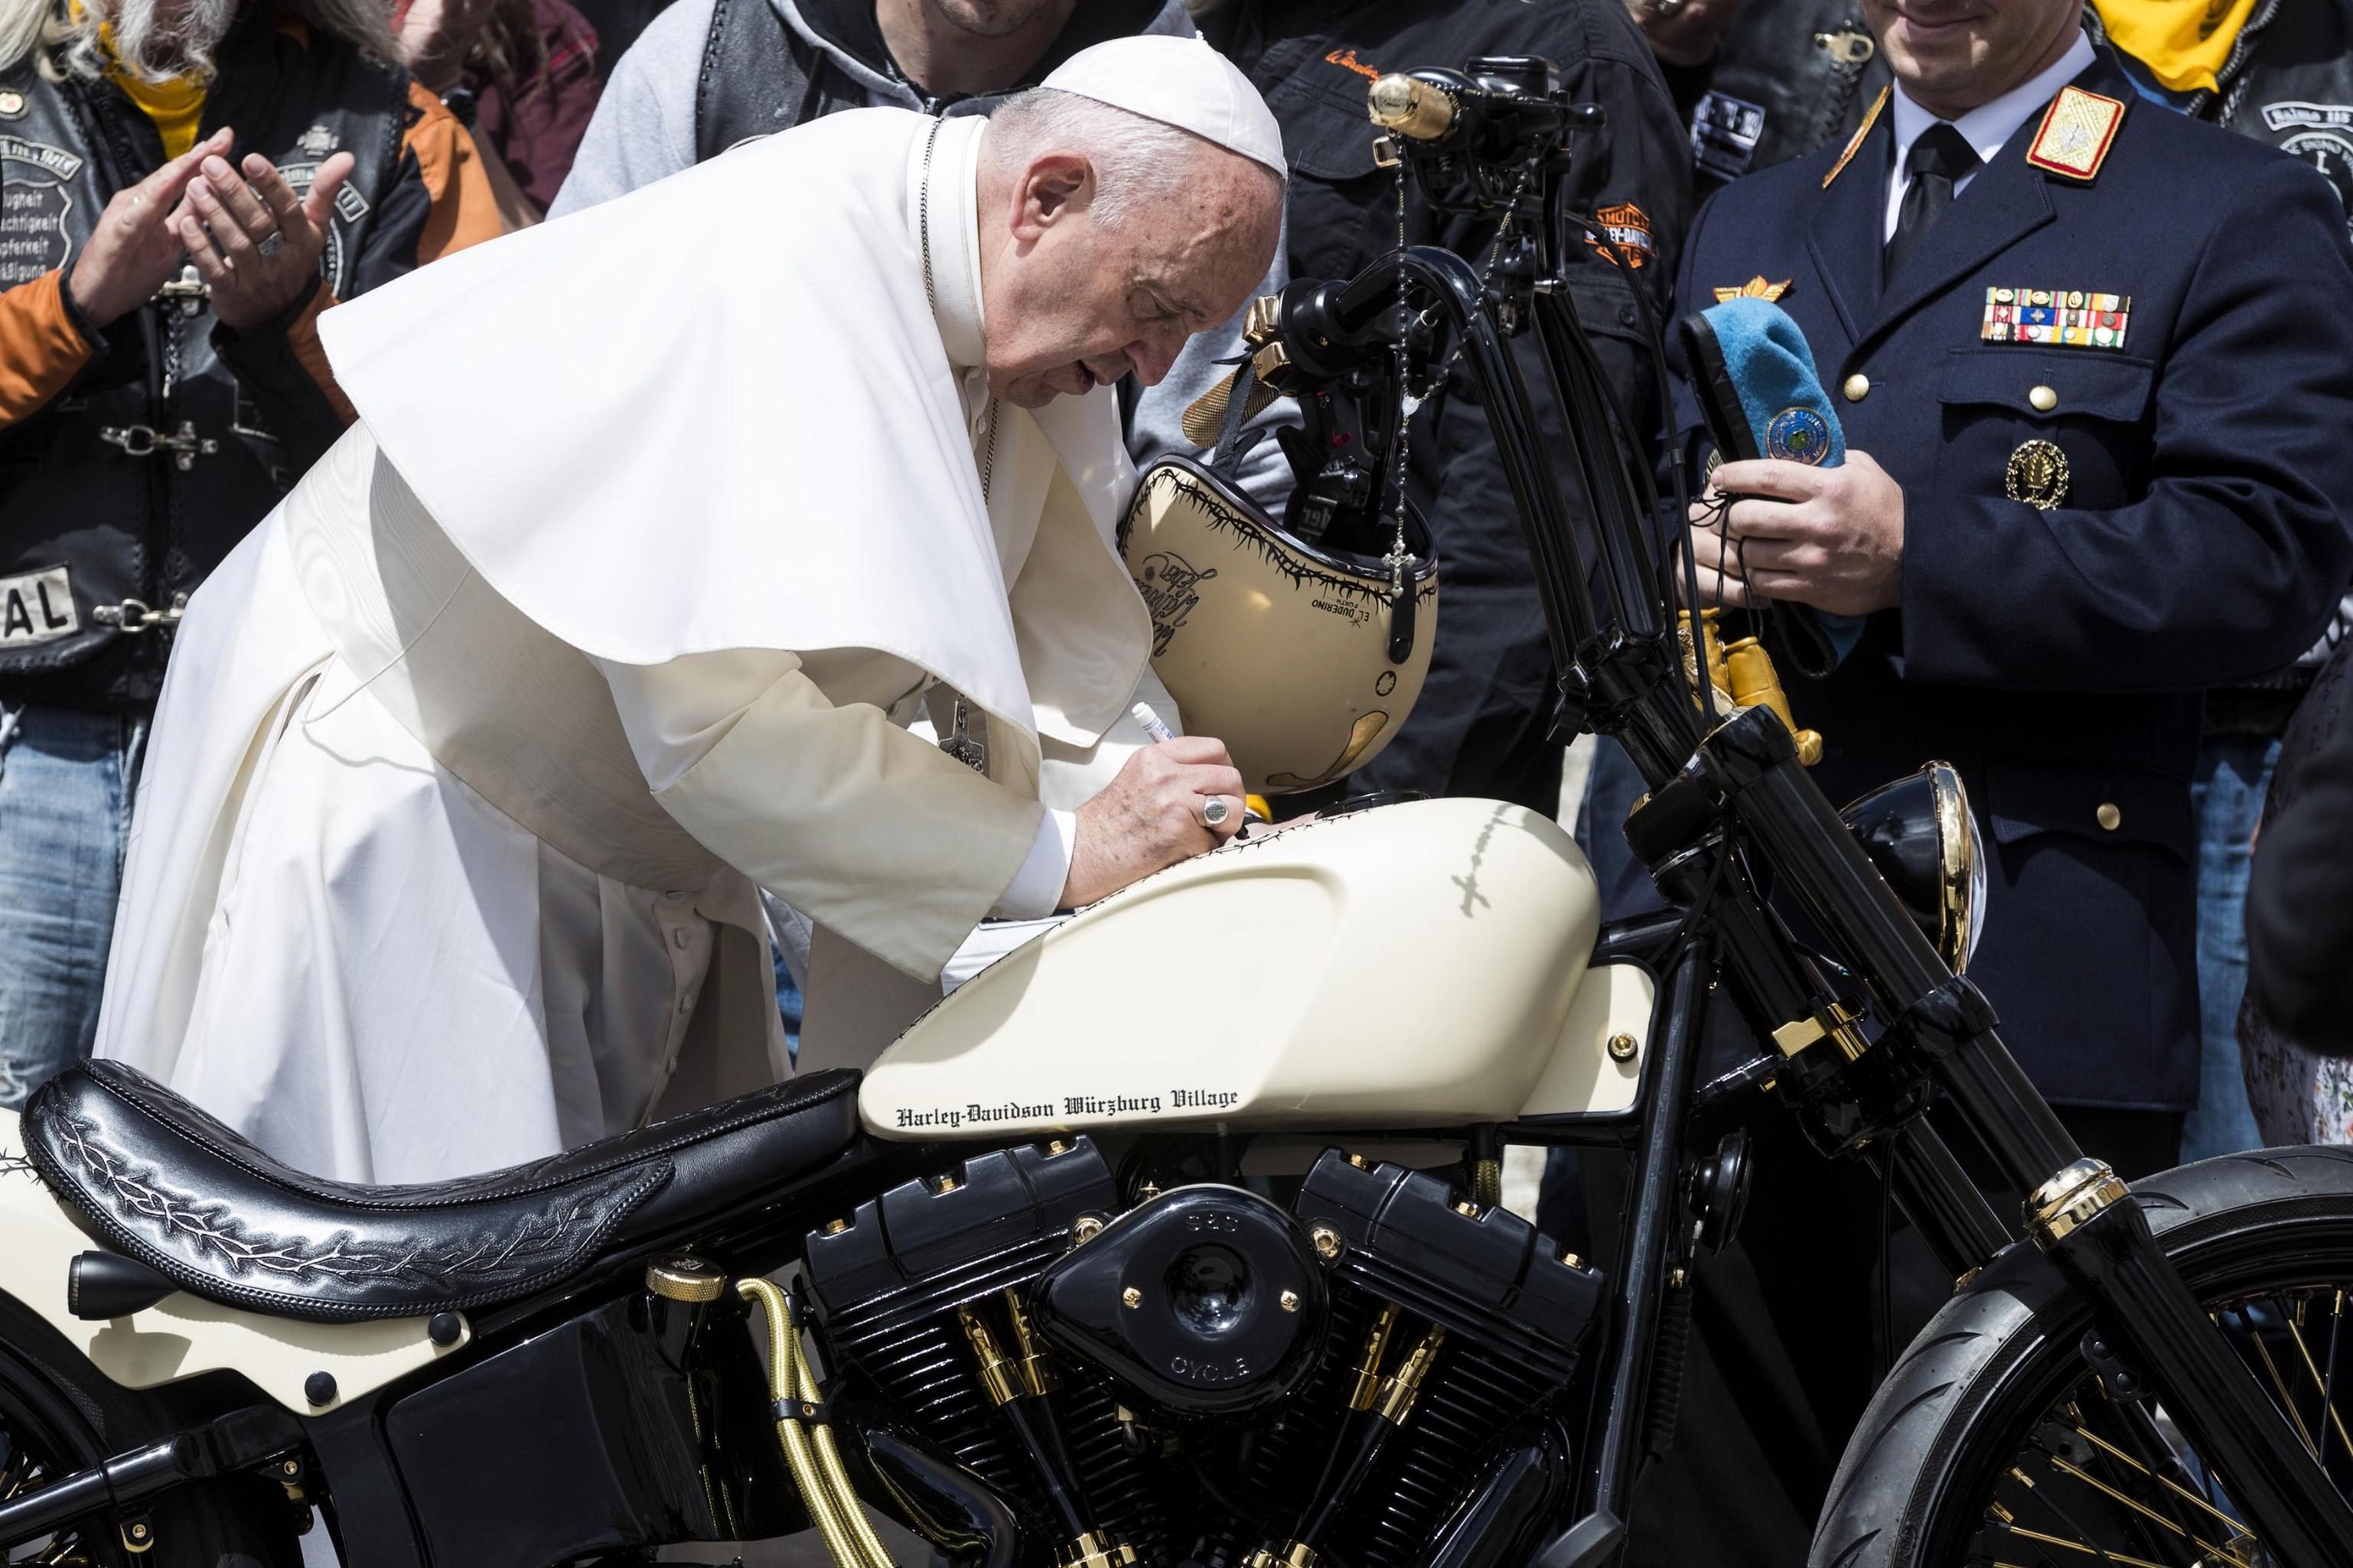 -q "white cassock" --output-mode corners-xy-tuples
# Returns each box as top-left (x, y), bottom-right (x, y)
(93, 108), (1162, 1183)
